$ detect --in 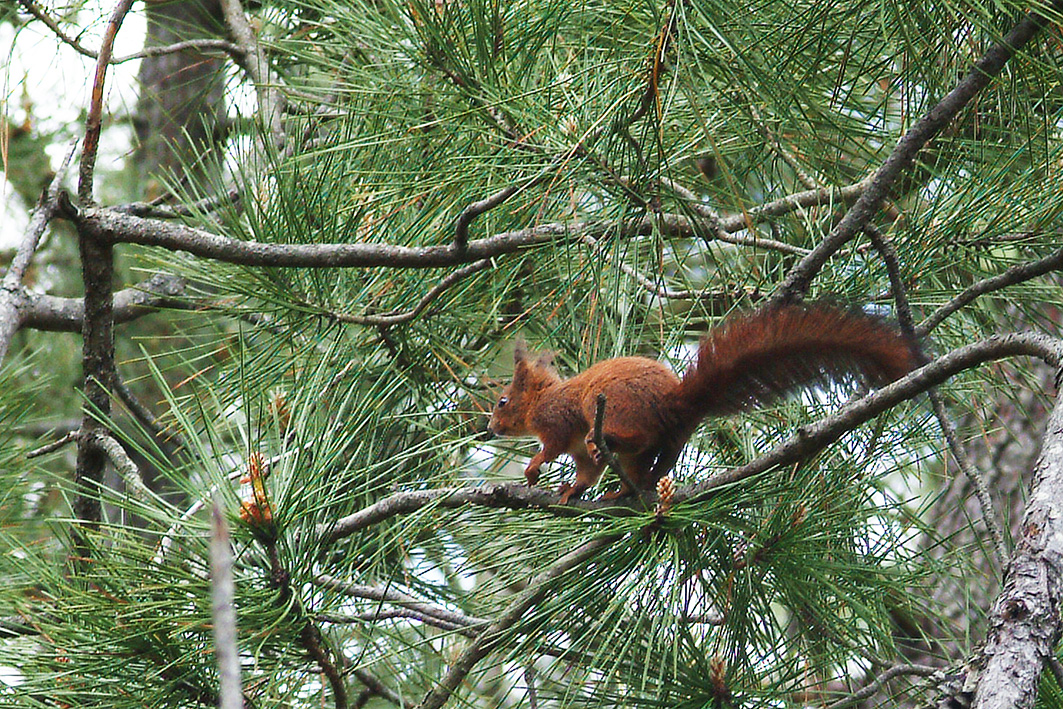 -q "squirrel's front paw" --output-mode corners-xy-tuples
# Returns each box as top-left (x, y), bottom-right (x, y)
(524, 465), (541, 486)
